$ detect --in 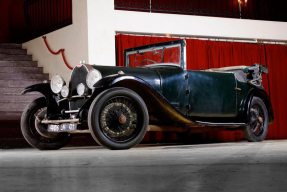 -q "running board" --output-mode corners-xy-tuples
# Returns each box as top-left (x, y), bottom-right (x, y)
(195, 121), (246, 127)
